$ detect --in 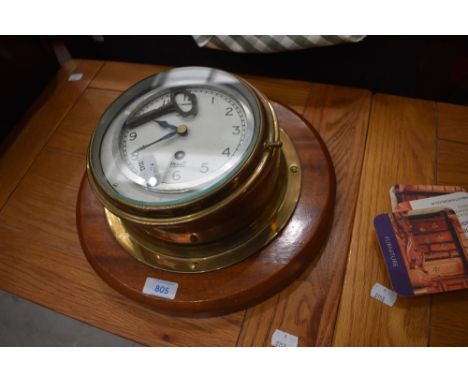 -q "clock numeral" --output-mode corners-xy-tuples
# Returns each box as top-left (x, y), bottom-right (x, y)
(222, 148), (231, 156)
(180, 92), (192, 106)
(112, 183), (119, 188)
(200, 162), (209, 173)
(225, 107), (233, 116)
(211, 96), (215, 104)
(129, 132), (137, 141)
(232, 125), (240, 135)
(131, 152), (139, 161)
(172, 170), (181, 181)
